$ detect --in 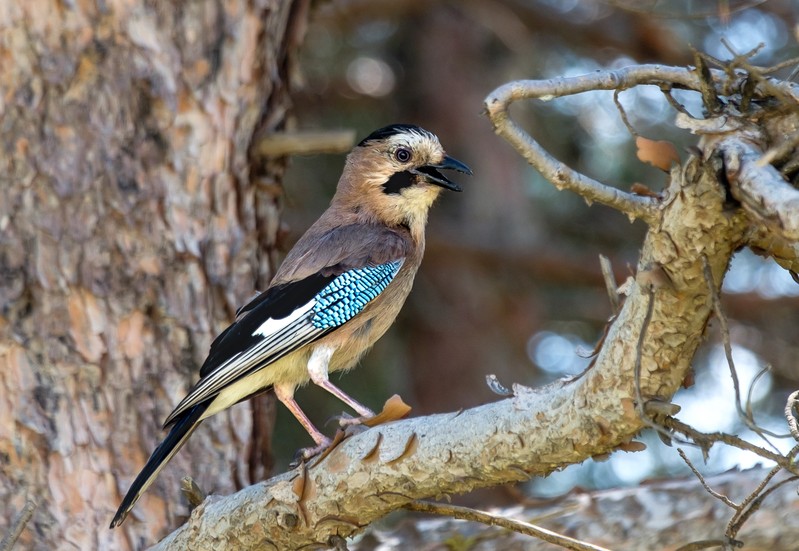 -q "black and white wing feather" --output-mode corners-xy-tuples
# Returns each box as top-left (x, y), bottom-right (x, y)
(163, 259), (404, 426)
